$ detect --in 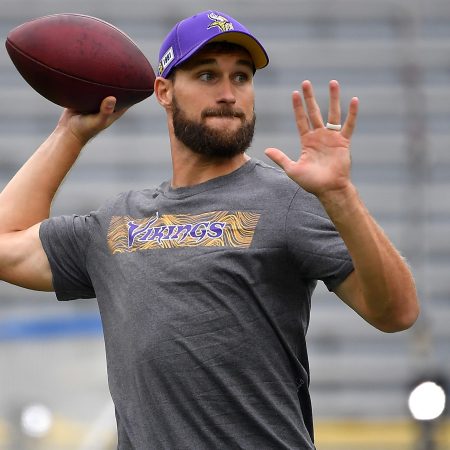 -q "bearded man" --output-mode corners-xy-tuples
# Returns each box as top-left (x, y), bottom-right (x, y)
(0, 10), (418, 449)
